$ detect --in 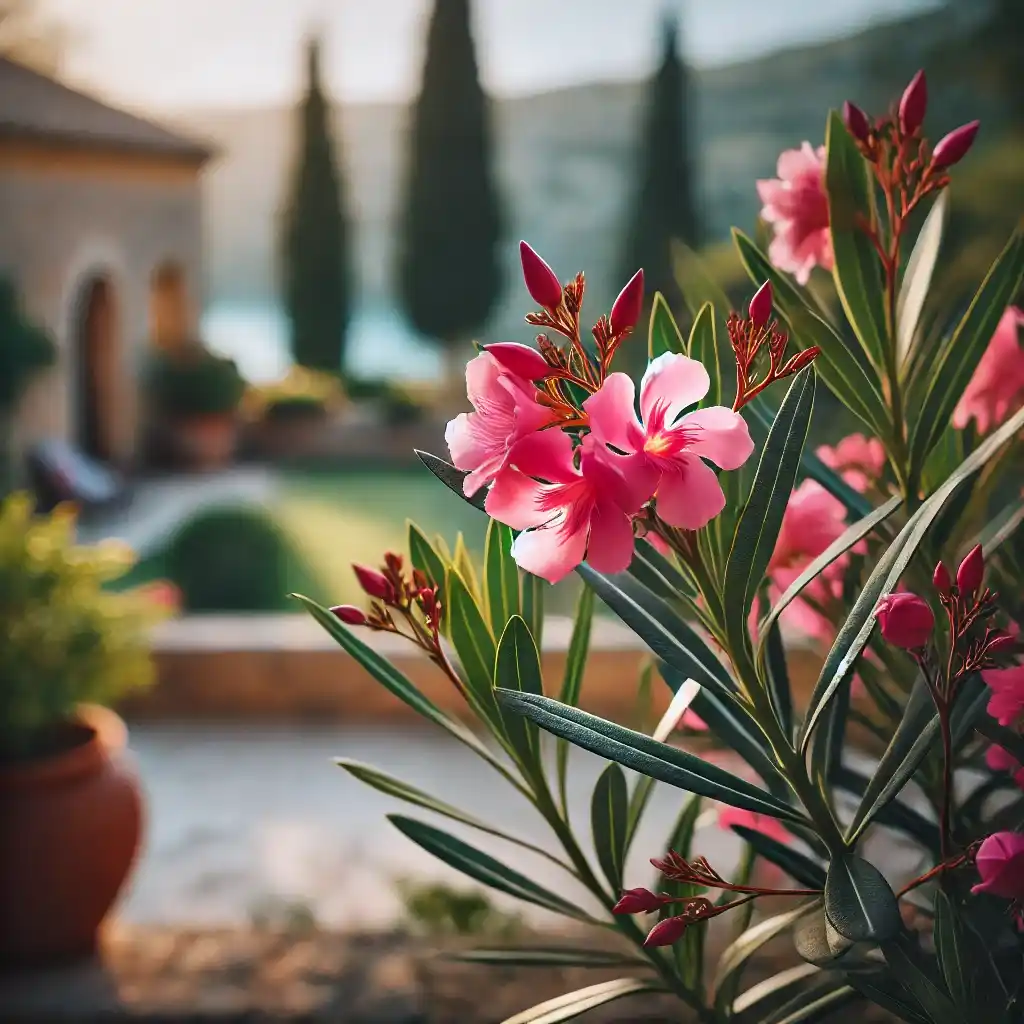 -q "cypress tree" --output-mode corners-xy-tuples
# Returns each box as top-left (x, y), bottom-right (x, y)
(623, 15), (701, 313)
(280, 36), (351, 375)
(397, 0), (502, 385)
